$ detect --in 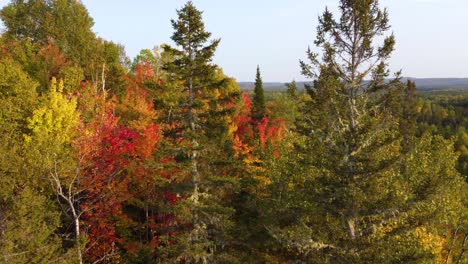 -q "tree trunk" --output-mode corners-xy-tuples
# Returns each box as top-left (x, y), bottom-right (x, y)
(68, 198), (83, 264)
